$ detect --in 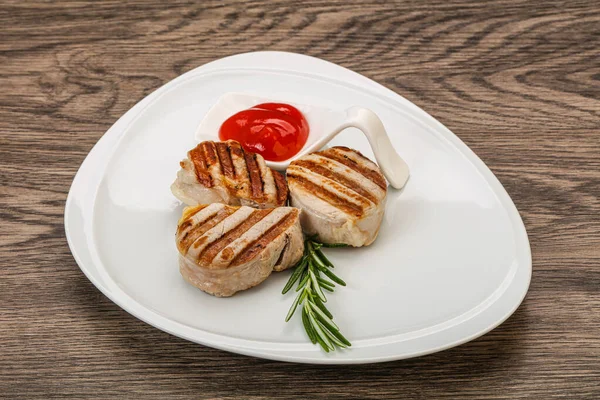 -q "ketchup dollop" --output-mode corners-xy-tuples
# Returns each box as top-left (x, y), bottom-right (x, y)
(218, 103), (309, 162)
